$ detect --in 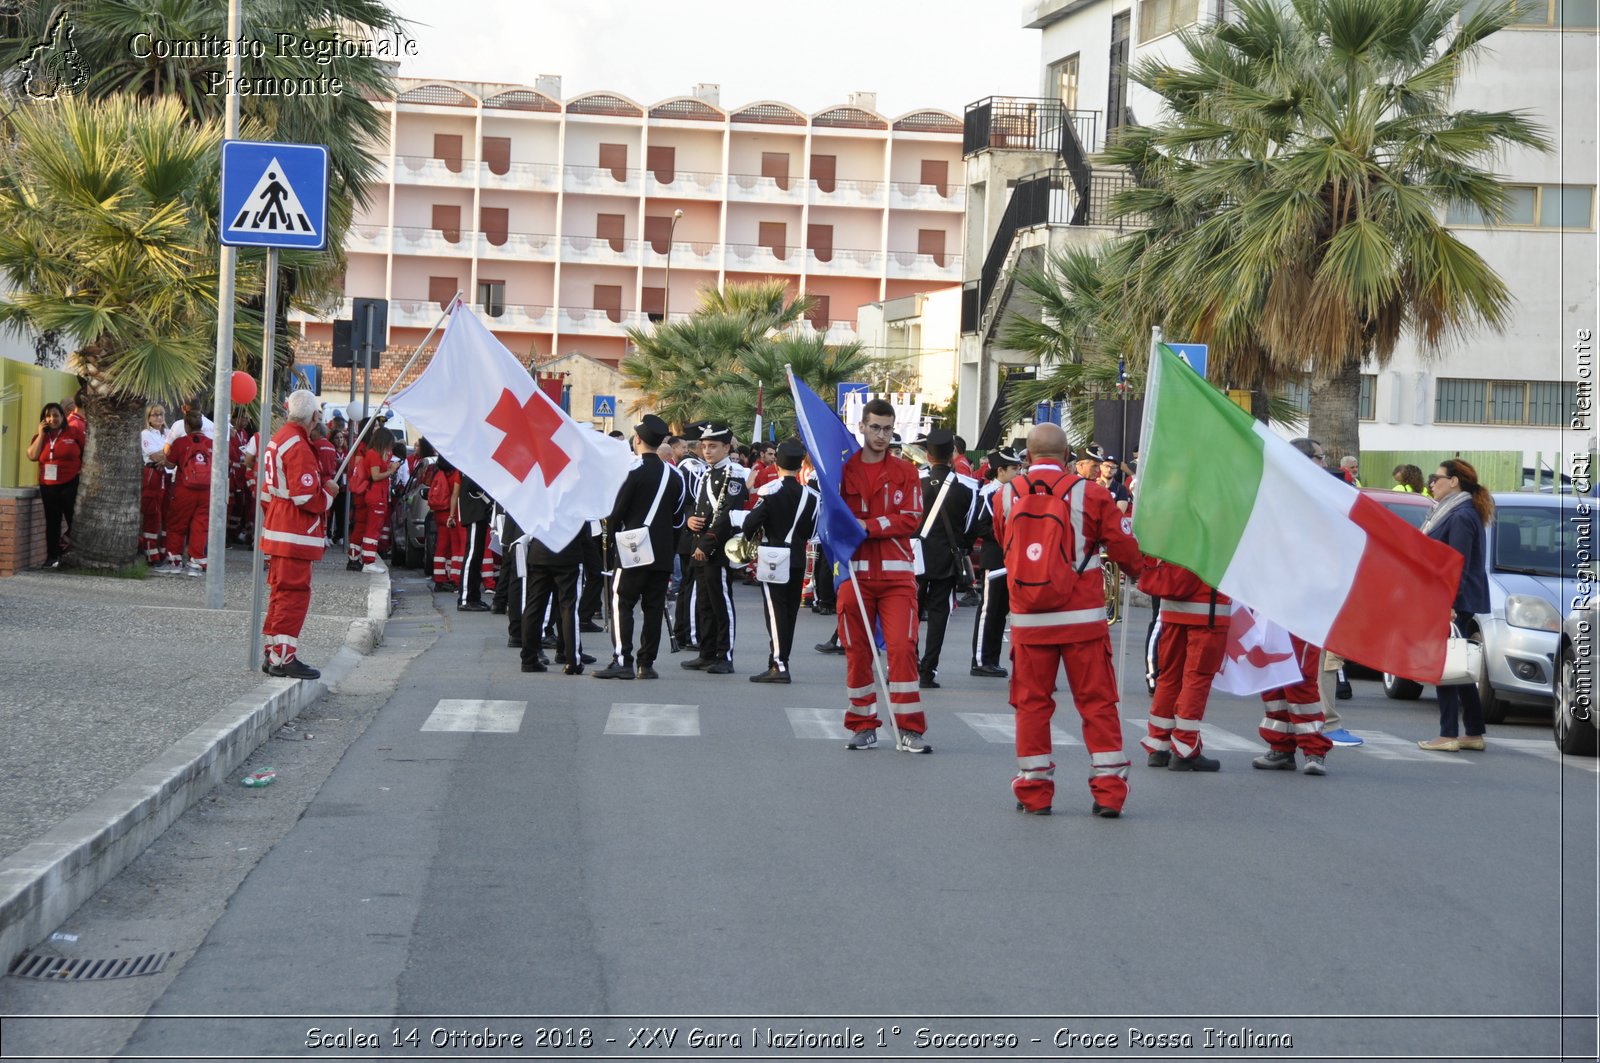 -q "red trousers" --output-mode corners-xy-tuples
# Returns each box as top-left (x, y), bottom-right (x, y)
(353, 493), (387, 564)
(1258, 635), (1332, 757)
(838, 576), (925, 735)
(140, 479), (164, 563)
(164, 486), (209, 564)
(1142, 624), (1226, 758)
(1011, 636), (1129, 813)
(263, 555), (313, 665)
(432, 517), (463, 582)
